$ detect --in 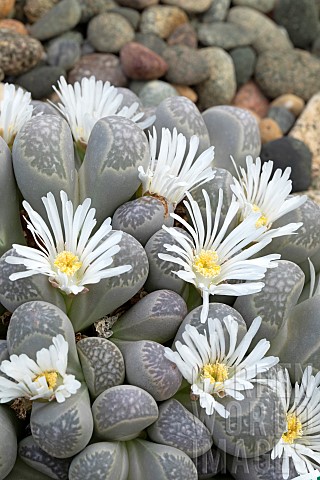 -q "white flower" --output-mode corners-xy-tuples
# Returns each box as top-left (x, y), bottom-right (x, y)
(138, 127), (216, 206)
(0, 83), (36, 147)
(158, 189), (280, 323)
(165, 315), (278, 418)
(230, 156), (307, 241)
(51, 76), (155, 145)
(271, 367), (320, 479)
(0, 335), (81, 403)
(5, 191), (131, 295)
(308, 259), (320, 299)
